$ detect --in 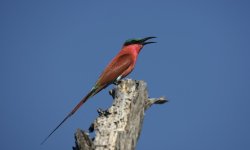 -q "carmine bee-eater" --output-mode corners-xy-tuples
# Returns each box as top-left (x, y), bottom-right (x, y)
(41, 36), (156, 144)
